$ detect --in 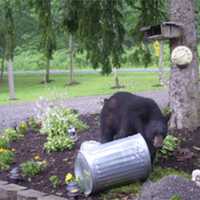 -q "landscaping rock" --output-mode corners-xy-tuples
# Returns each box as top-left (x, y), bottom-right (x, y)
(38, 195), (68, 200)
(17, 189), (45, 200)
(0, 183), (26, 200)
(139, 175), (200, 200)
(0, 180), (8, 185)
